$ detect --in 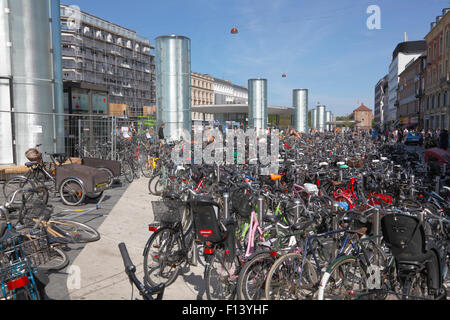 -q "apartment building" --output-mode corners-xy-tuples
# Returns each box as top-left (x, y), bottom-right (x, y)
(60, 4), (155, 116)
(387, 40), (427, 130)
(424, 8), (450, 131)
(191, 72), (214, 122)
(374, 75), (388, 131)
(397, 54), (426, 129)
